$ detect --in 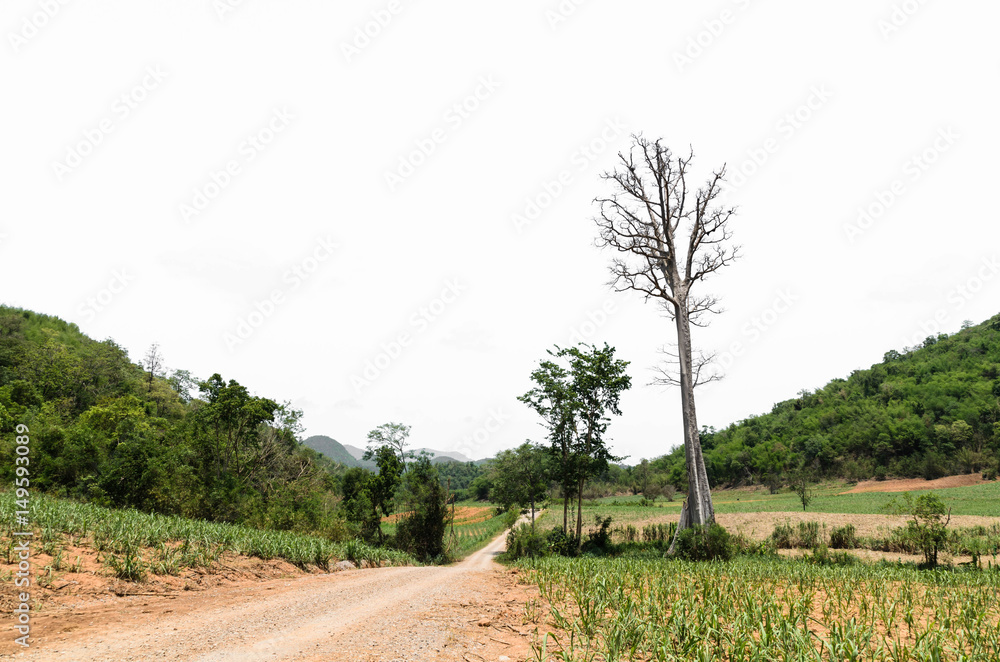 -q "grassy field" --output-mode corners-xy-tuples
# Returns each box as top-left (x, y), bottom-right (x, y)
(517, 552), (1000, 661)
(536, 480), (1000, 531)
